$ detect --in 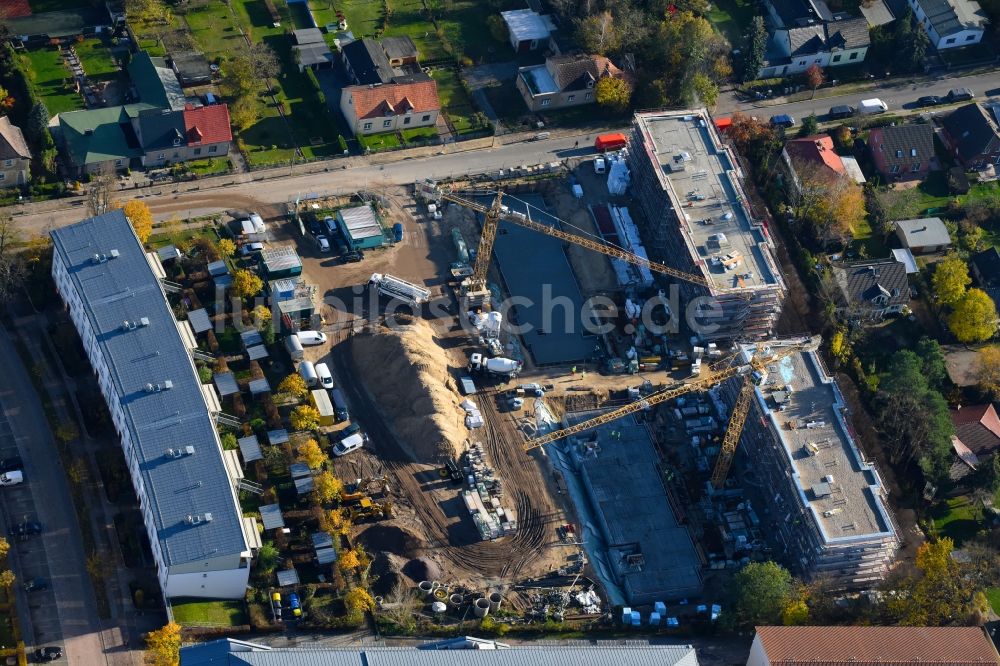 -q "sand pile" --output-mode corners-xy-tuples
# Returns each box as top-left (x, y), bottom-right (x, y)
(350, 320), (466, 461)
